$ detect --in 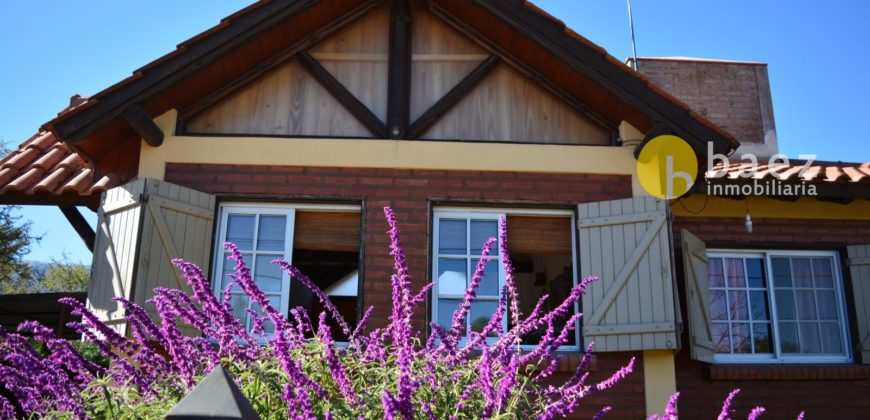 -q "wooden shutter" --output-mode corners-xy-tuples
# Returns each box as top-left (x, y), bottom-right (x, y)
(847, 244), (870, 364)
(87, 179), (215, 335)
(681, 229), (715, 363)
(578, 197), (677, 352)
